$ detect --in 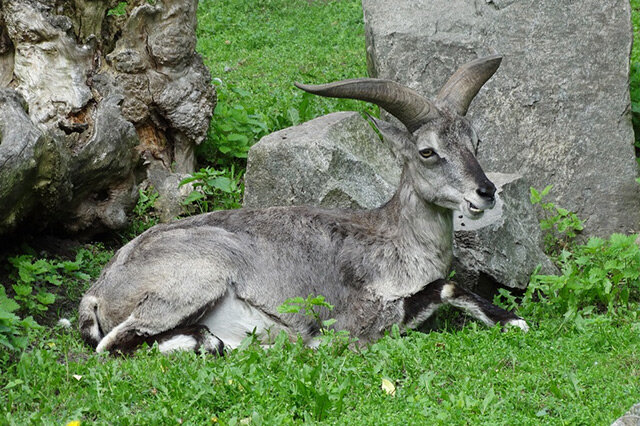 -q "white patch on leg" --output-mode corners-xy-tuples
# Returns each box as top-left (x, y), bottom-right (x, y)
(83, 295), (101, 341)
(440, 283), (455, 300)
(201, 333), (224, 354)
(445, 297), (496, 327)
(505, 318), (529, 332)
(158, 335), (198, 353)
(89, 322), (100, 342)
(440, 284), (504, 328)
(96, 315), (136, 353)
